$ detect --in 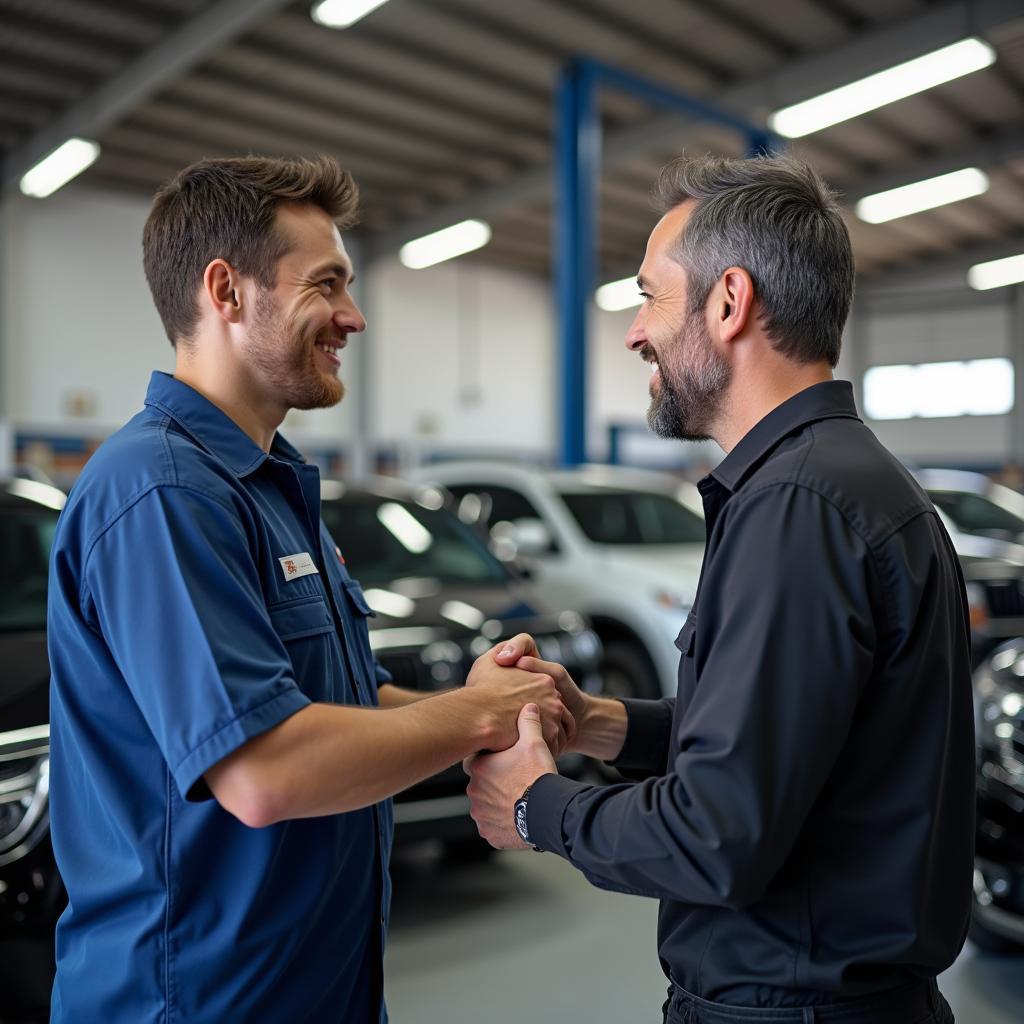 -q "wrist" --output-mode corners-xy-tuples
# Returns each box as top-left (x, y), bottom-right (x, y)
(576, 695), (628, 762)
